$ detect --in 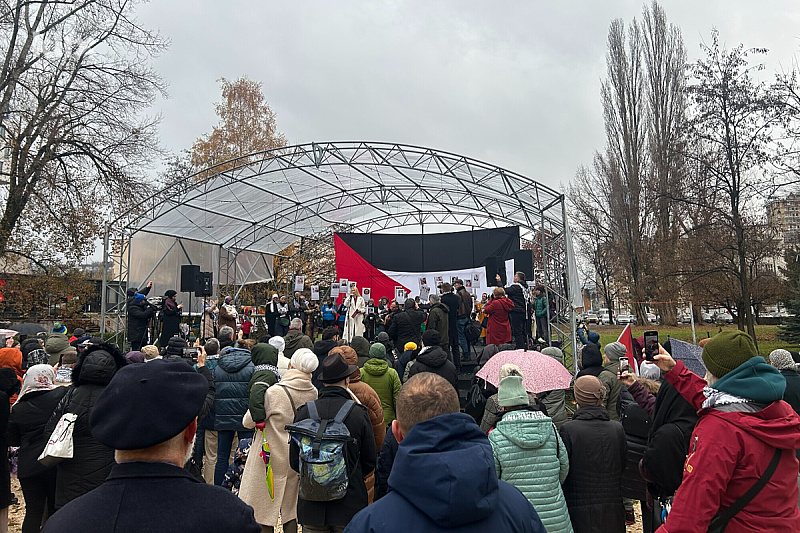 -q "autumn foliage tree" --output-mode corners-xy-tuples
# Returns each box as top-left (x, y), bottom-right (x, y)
(191, 77), (287, 178)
